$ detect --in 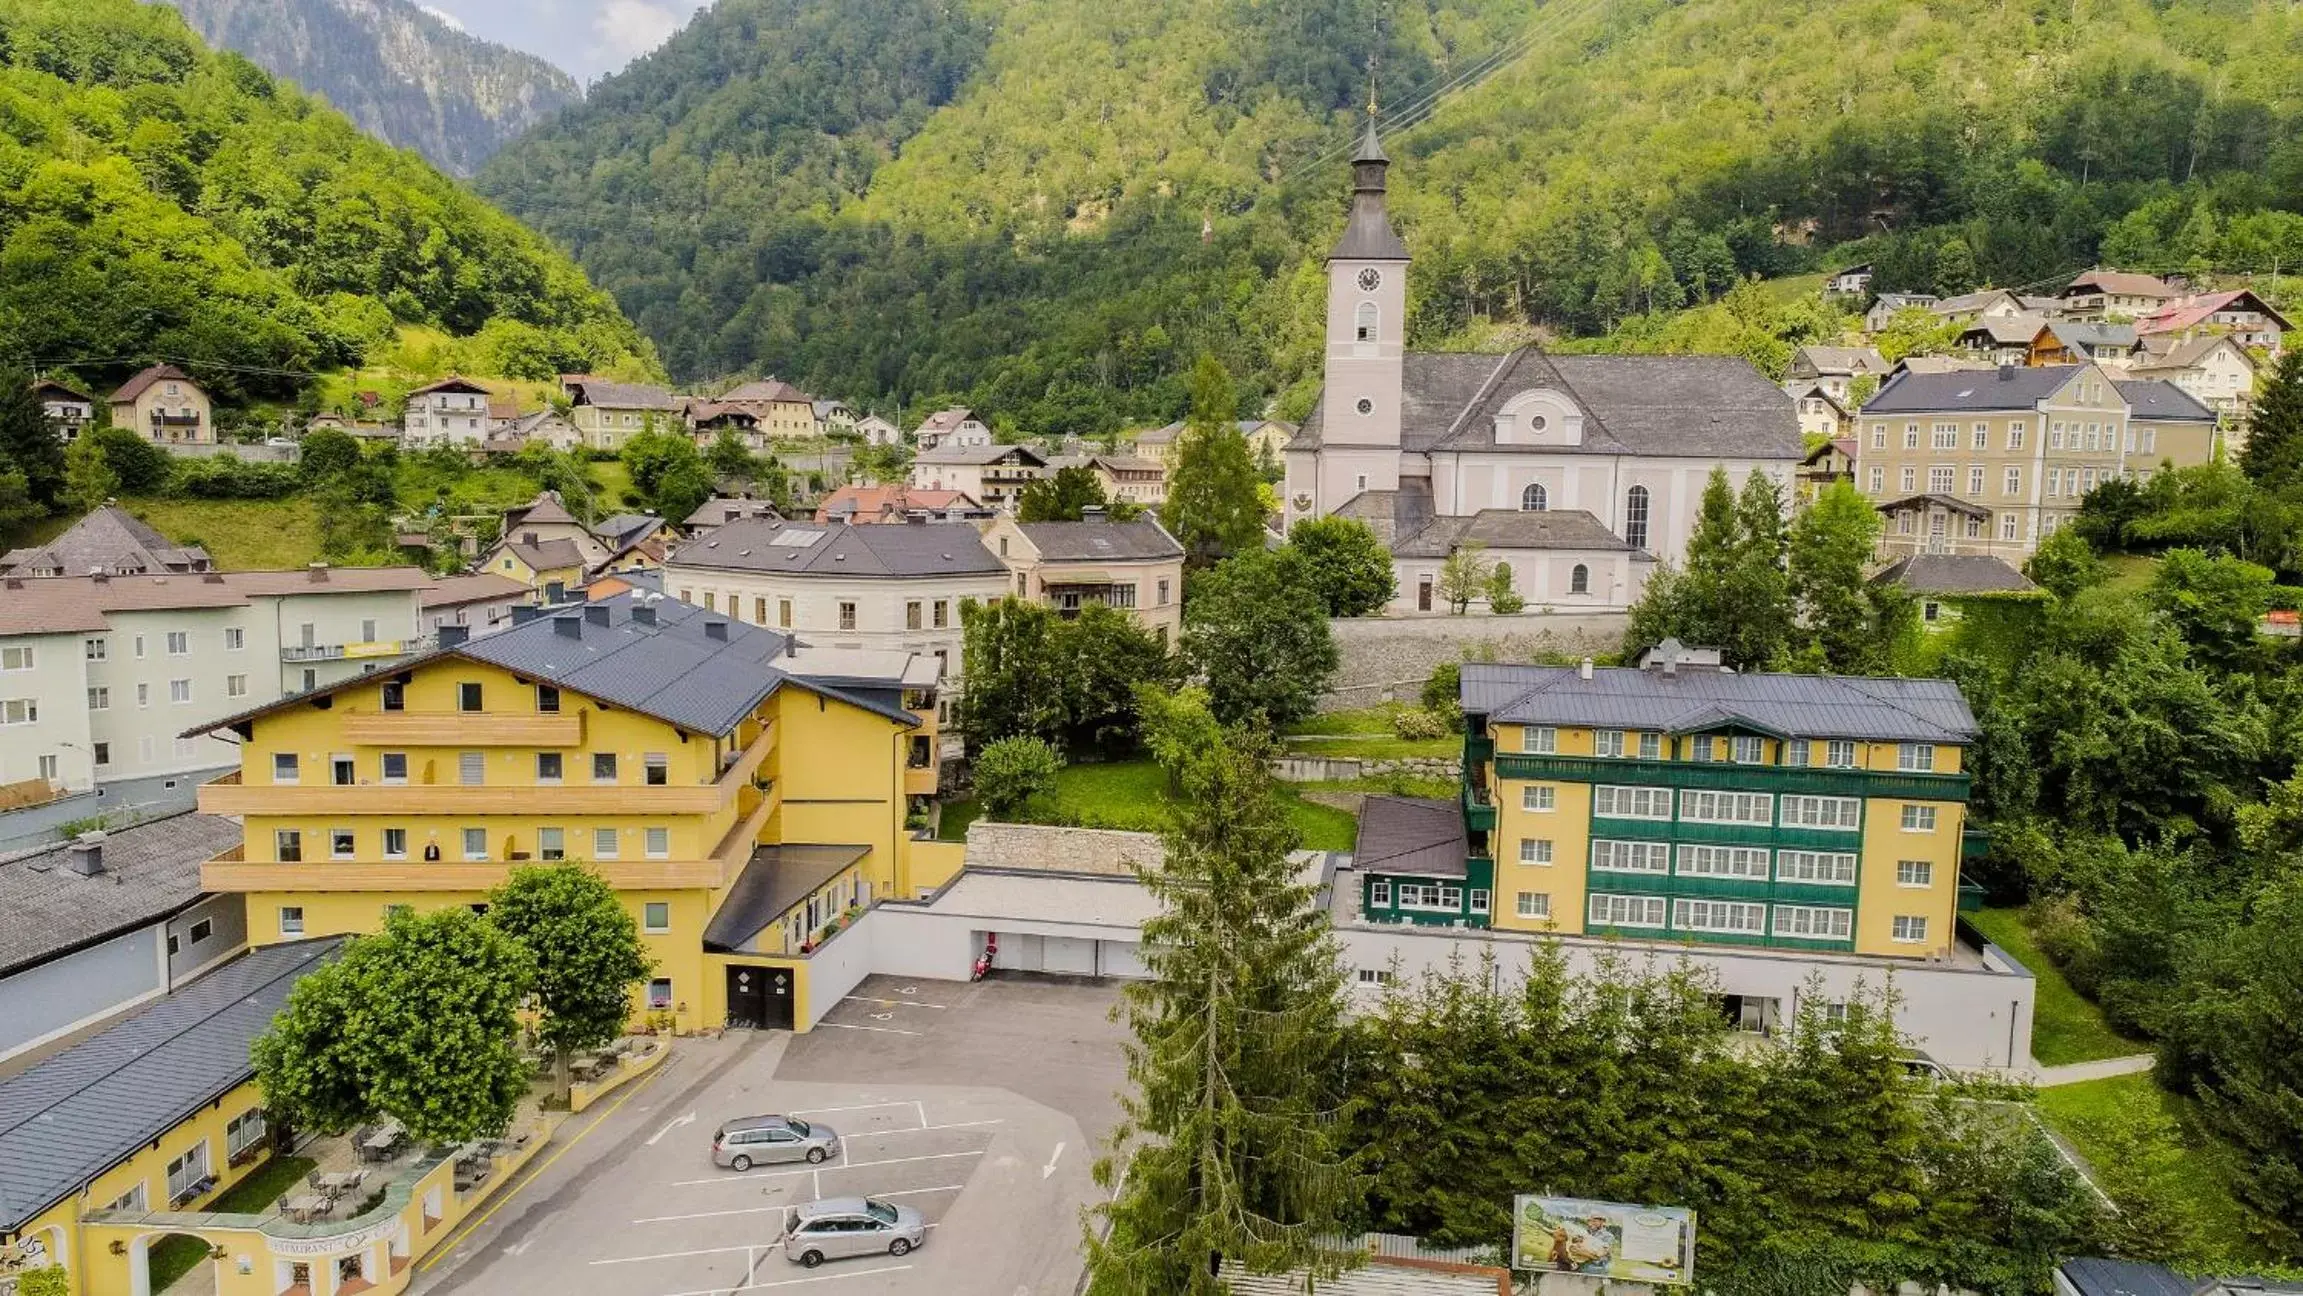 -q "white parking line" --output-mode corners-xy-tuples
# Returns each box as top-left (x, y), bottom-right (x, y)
(592, 1242), (755, 1266)
(784, 1101), (919, 1117)
(670, 1149), (985, 1188)
(632, 1187), (959, 1226)
(874, 1184), (965, 1198)
(841, 995), (947, 1009)
(816, 1022), (920, 1036)
(649, 1264), (914, 1296)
